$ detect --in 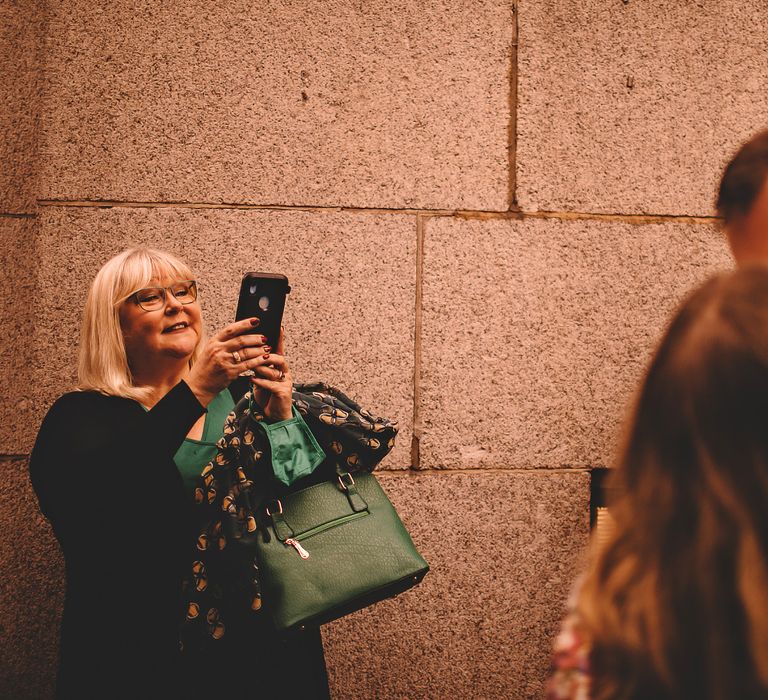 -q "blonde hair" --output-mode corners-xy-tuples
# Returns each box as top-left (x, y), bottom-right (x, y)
(578, 266), (768, 700)
(78, 247), (205, 402)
